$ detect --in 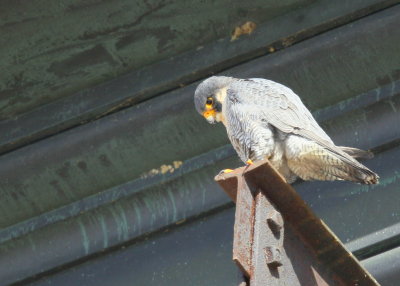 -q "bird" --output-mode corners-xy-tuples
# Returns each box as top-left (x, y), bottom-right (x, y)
(194, 76), (379, 184)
